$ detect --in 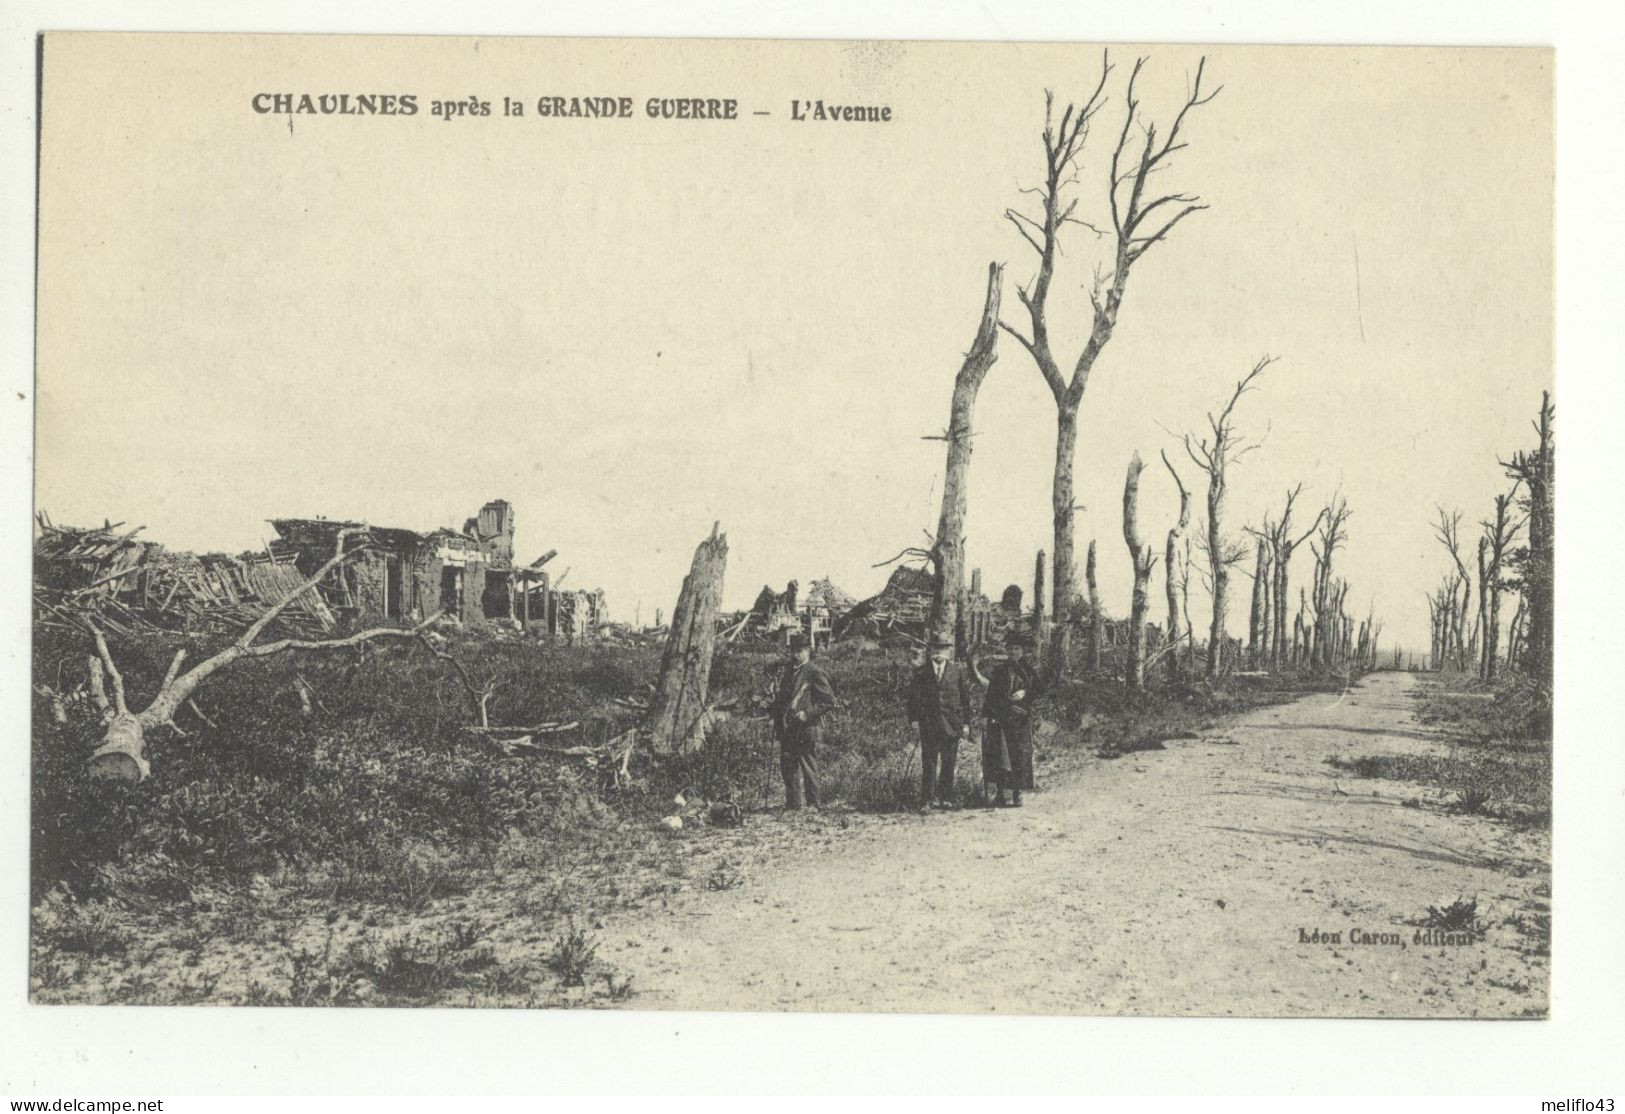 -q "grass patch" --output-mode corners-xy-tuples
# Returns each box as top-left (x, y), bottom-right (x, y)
(1326, 674), (1551, 830)
(35, 901), (130, 957)
(1411, 670), (1550, 748)
(1327, 750), (1549, 825)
